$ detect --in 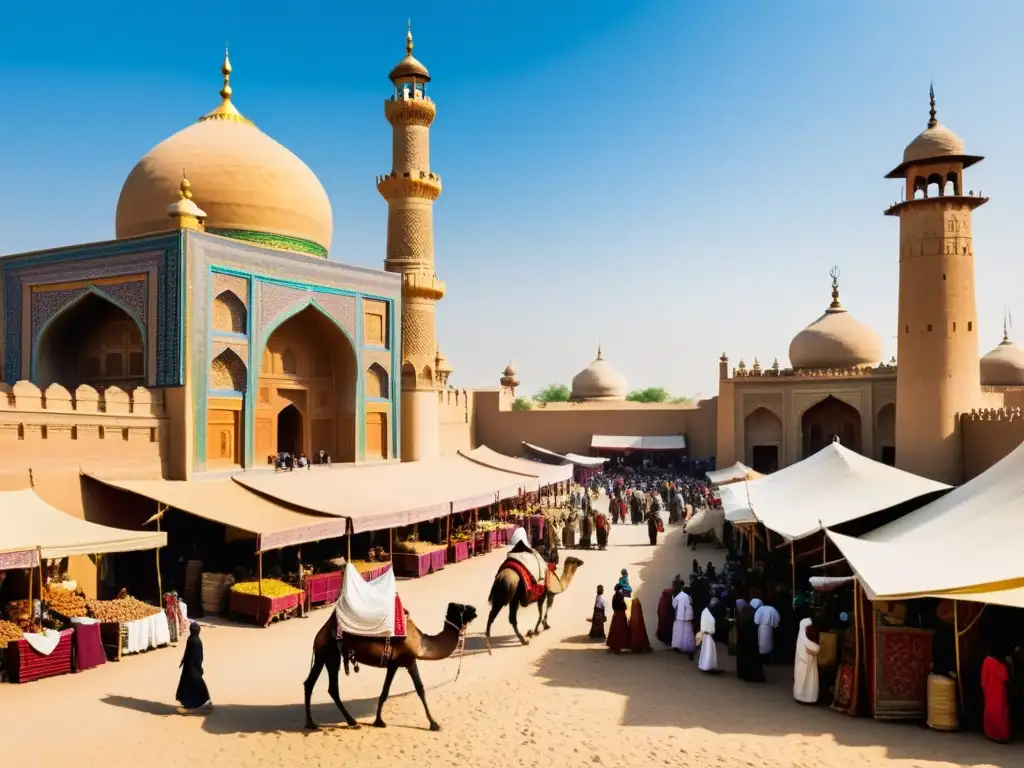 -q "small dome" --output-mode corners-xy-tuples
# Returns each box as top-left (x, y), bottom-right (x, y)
(502, 362), (517, 377)
(390, 29), (430, 83)
(903, 124), (965, 164)
(789, 269), (882, 370)
(570, 346), (628, 401)
(116, 52), (333, 257)
(981, 331), (1024, 386)
(435, 349), (452, 374)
